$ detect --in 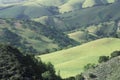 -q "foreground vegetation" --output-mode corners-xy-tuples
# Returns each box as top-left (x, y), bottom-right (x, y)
(39, 38), (120, 78)
(1, 43), (120, 80)
(0, 44), (62, 80)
